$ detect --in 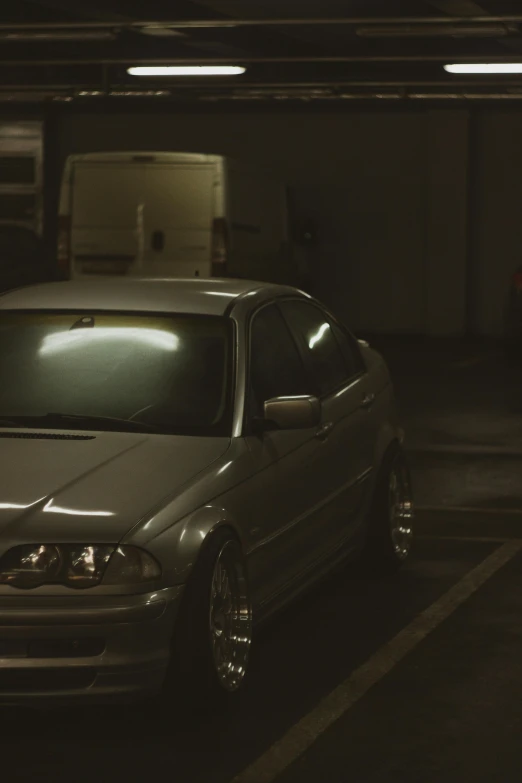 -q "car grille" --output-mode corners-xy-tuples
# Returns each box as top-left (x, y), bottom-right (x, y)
(0, 638), (105, 658)
(0, 668), (96, 692)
